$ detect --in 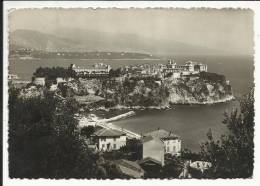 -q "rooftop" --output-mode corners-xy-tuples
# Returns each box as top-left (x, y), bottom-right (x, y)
(115, 159), (144, 178)
(138, 157), (162, 166)
(93, 128), (126, 137)
(144, 129), (180, 140)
